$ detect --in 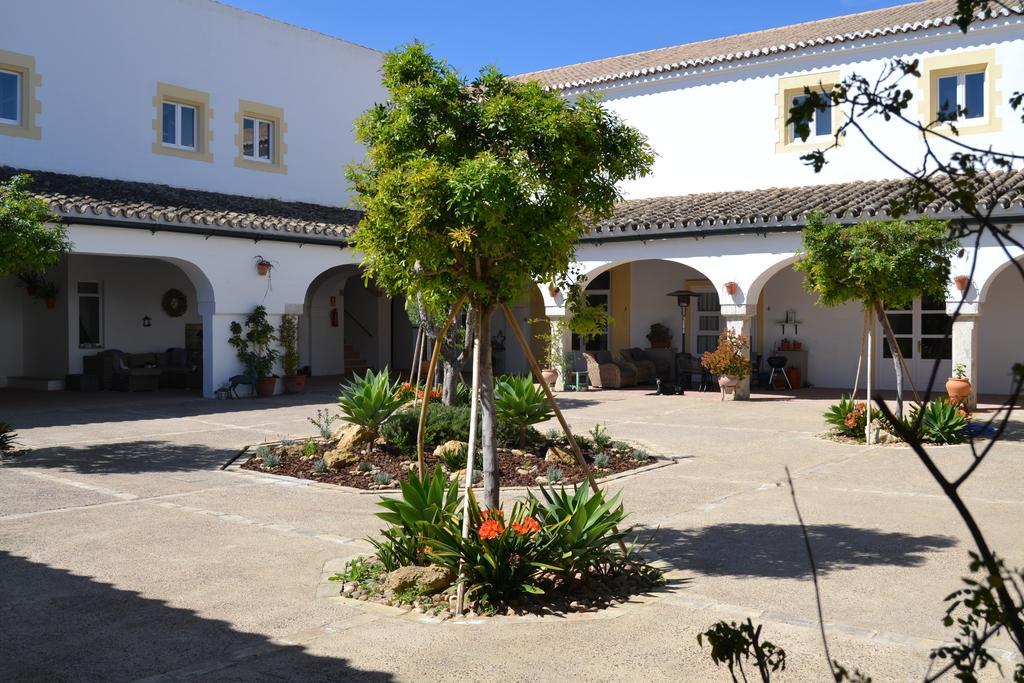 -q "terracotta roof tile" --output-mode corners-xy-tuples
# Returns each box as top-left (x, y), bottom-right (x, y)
(513, 1), (1023, 91)
(590, 172), (1024, 239)
(1, 167), (360, 242)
